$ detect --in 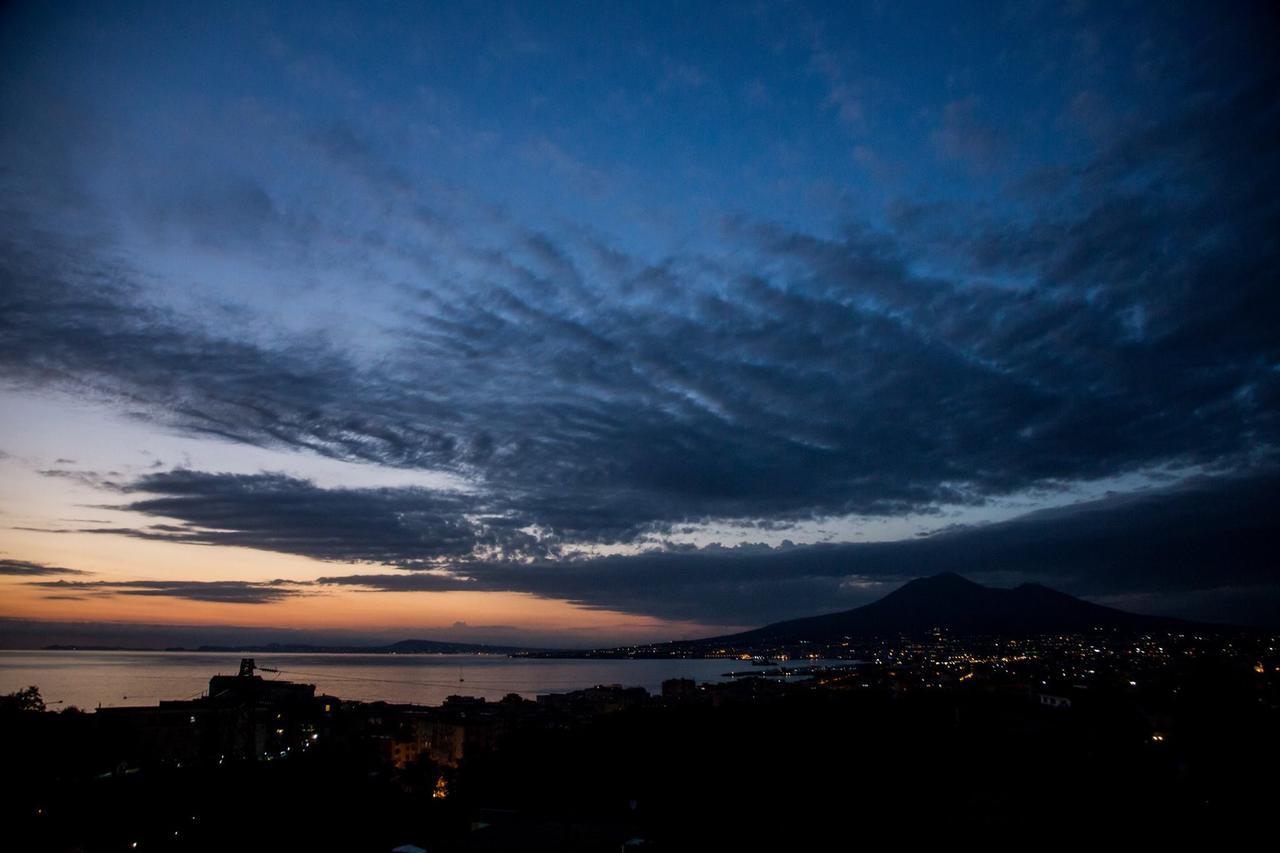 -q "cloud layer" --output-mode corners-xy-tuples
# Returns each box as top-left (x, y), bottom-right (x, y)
(0, 558), (90, 577)
(28, 468), (1278, 628)
(2, 2), (1278, 630)
(6, 51), (1277, 557)
(30, 579), (305, 605)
